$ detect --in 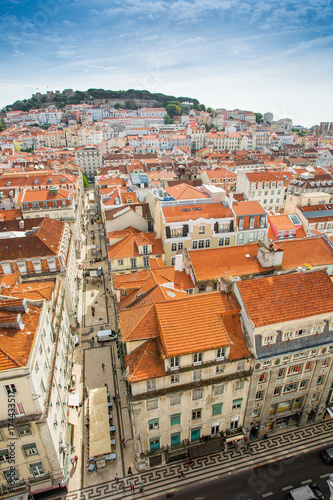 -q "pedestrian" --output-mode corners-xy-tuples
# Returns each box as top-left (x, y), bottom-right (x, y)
(120, 480), (125, 491)
(139, 481), (144, 492)
(247, 443), (253, 455)
(131, 483), (134, 492)
(114, 473), (119, 483)
(121, 438), (126, 447)
(112, 395), (116, 403)
(224, 441), (228, 453)
(128, 466), (133, 475)
(74, 455), (78, 463)
(189, 459), (194, 469)
(91, 336), (94, 343)
(102, 363), (105, 370)
(179, 469), (185, 478)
